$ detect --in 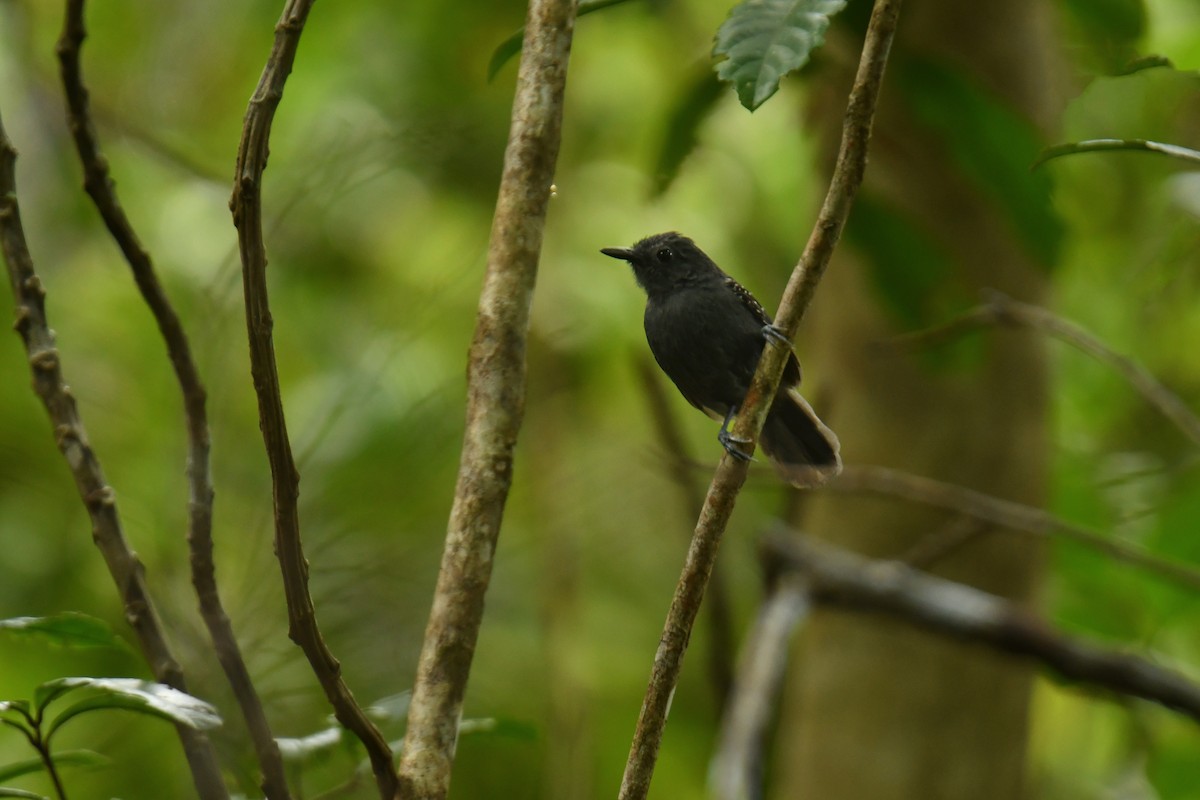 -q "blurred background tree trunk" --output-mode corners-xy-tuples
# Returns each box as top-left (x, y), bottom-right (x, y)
(774, 2), (1063, 798)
